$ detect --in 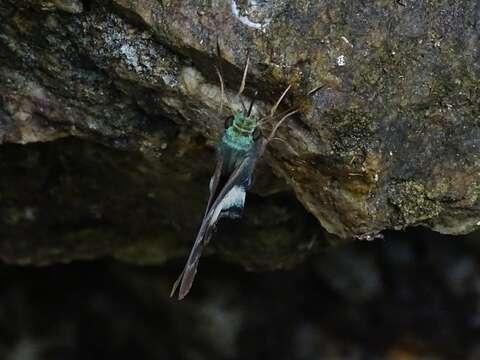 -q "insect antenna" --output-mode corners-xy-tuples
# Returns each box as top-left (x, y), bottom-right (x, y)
(237, 50), (250, 113)
(216, 66), (225, 115)
(237, 50), (250, 97)
(216, 40), (228, 115)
